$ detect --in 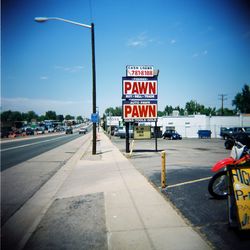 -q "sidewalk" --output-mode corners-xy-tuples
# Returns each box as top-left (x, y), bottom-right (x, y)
(8, 131), (211, 249)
